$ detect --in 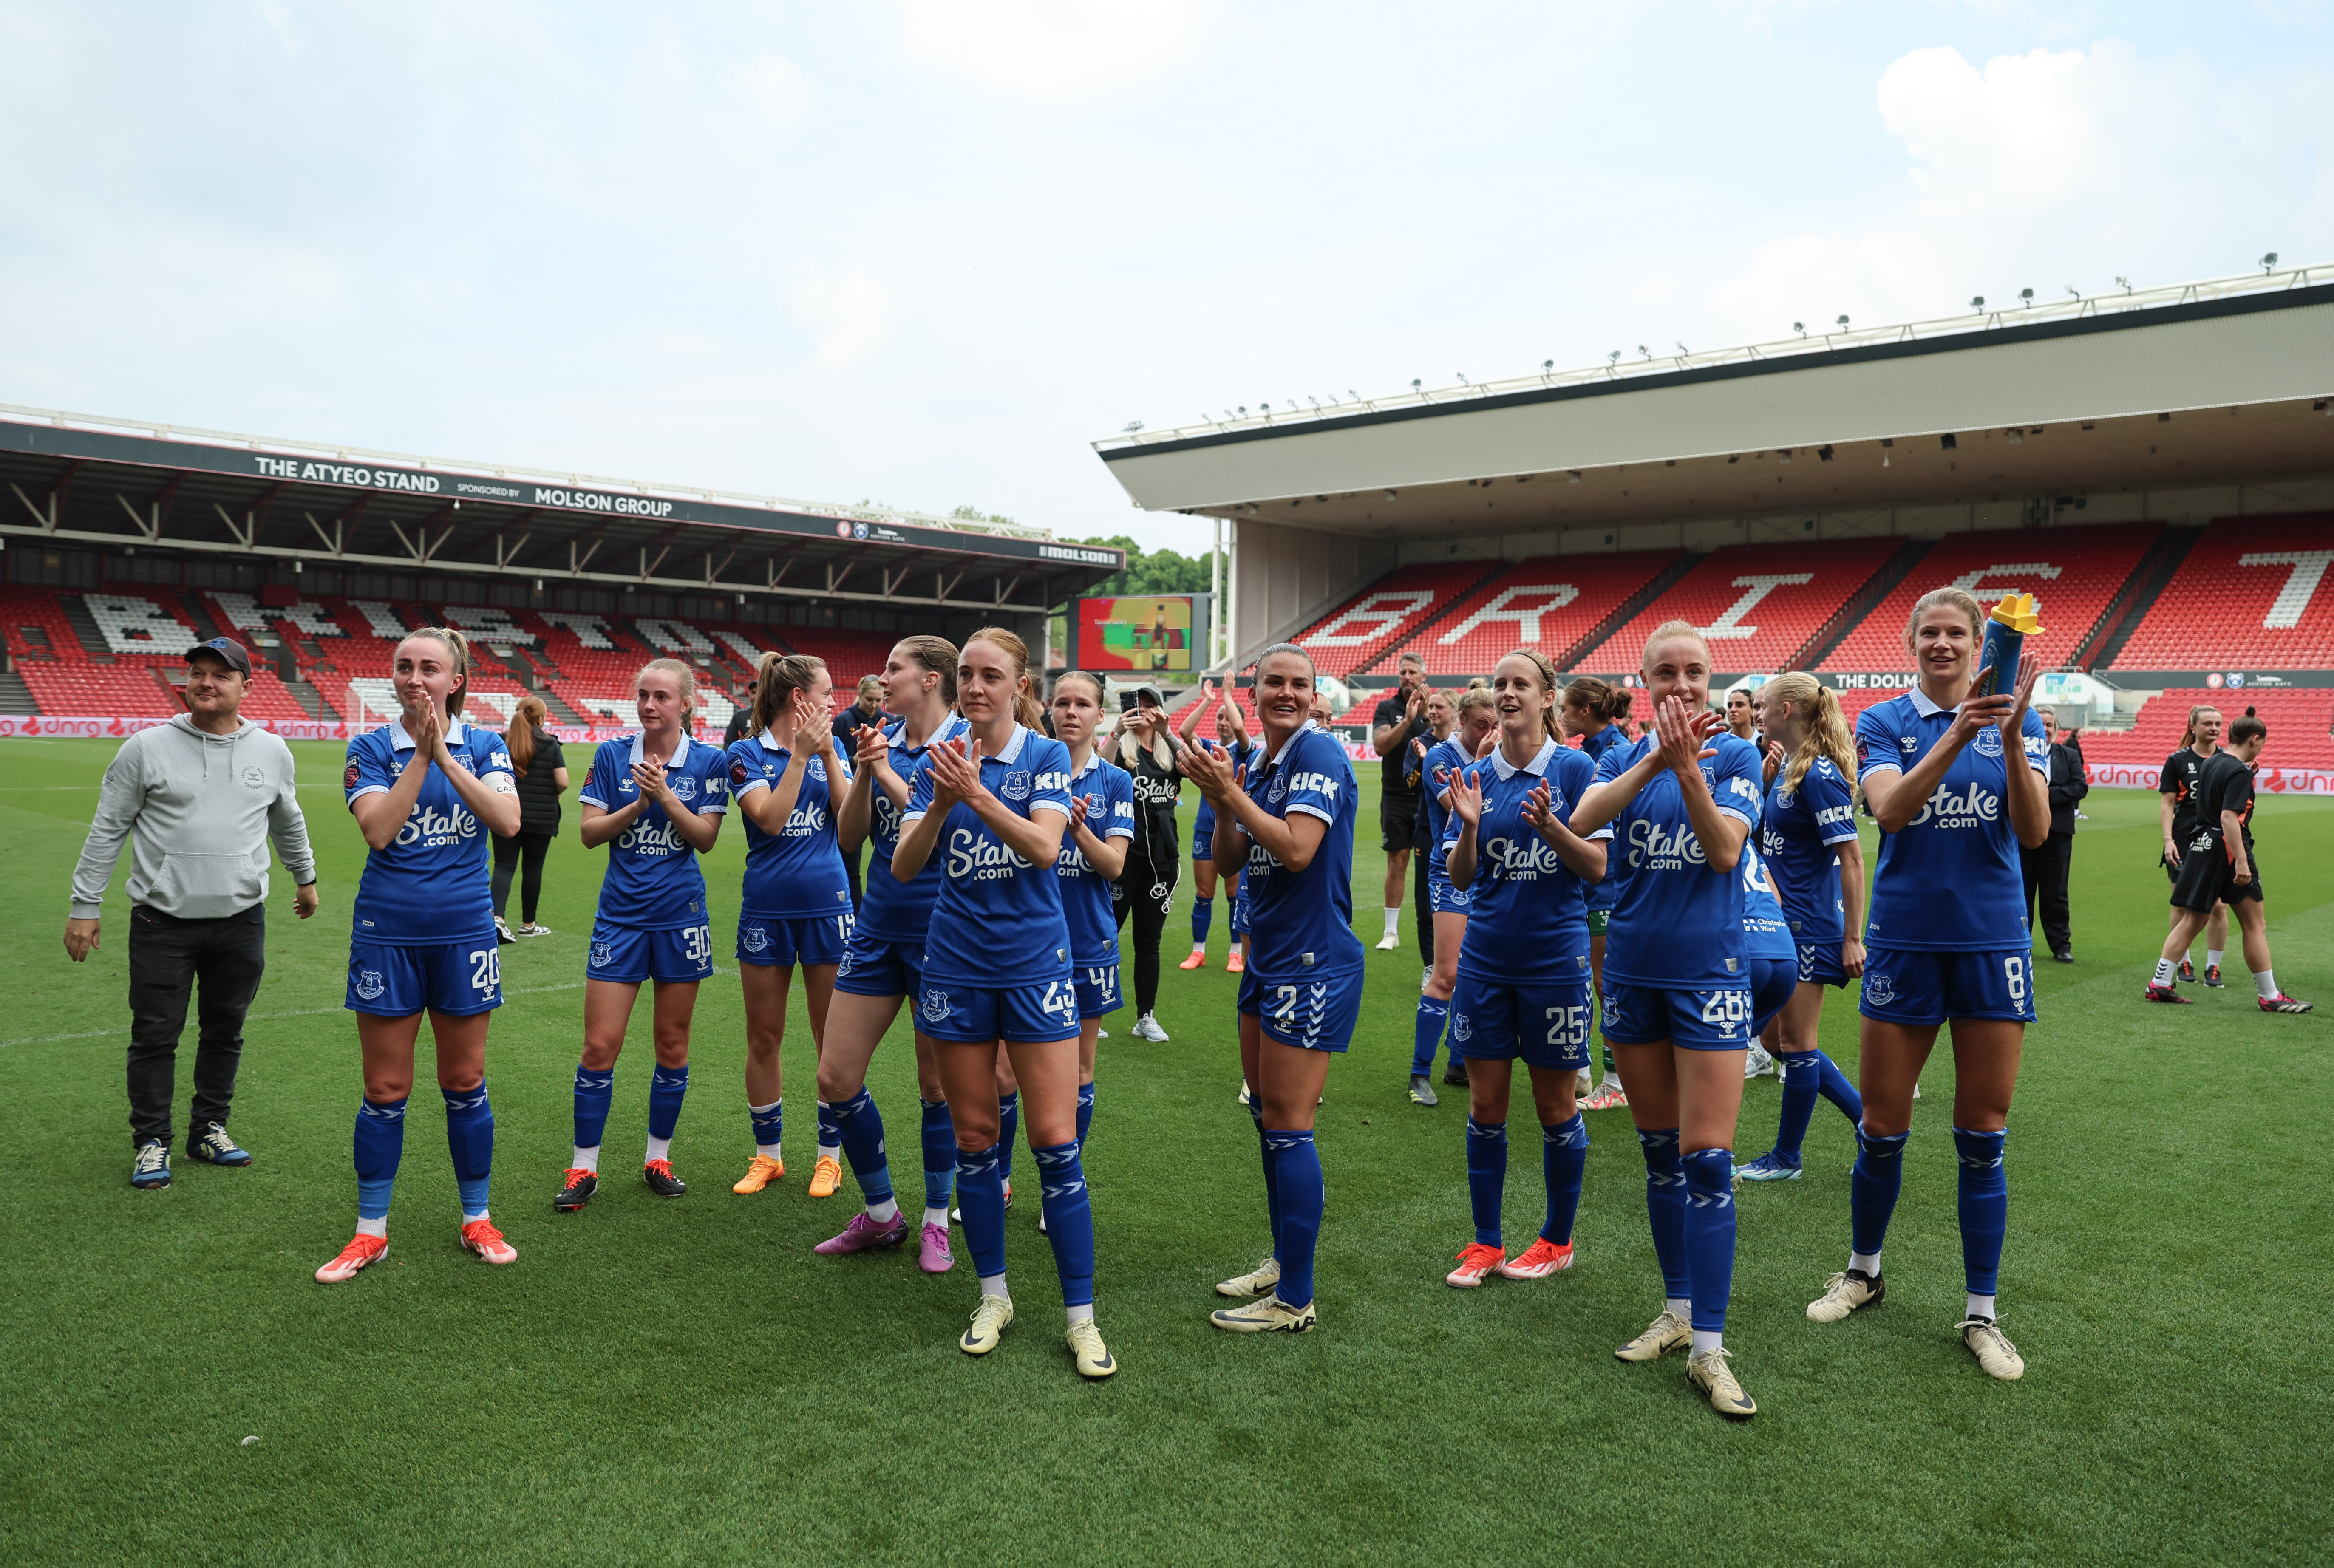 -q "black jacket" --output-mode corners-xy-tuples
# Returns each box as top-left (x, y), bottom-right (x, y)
(2045, 738), (2088, 837)
(510, 727), (566, 837)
